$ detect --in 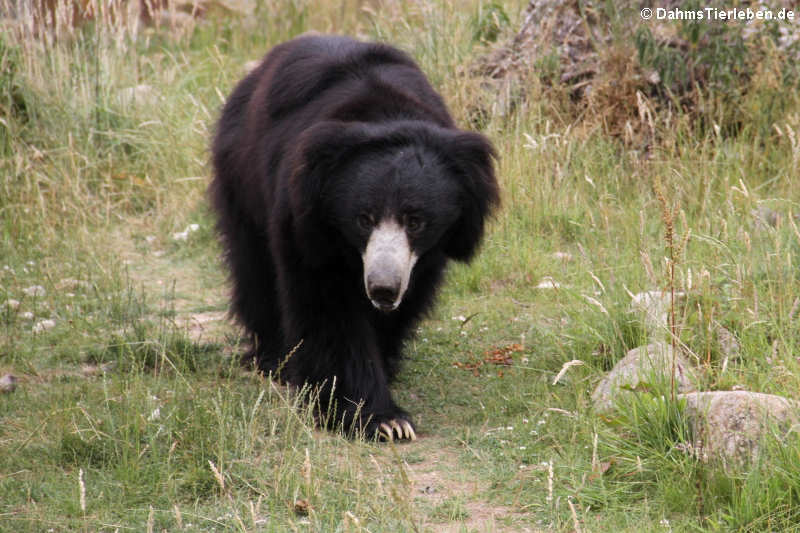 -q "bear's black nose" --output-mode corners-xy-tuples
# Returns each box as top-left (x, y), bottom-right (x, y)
(367, 269), (401, 310)
(369, 285), (399, 309)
